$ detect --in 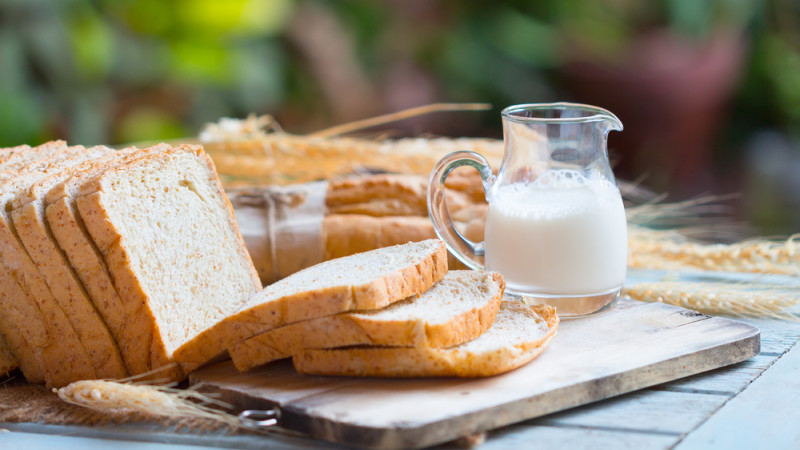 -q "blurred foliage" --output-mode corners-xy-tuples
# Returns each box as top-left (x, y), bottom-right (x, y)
(0, 0), (798, 231)
(0, 0), (291, 146)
